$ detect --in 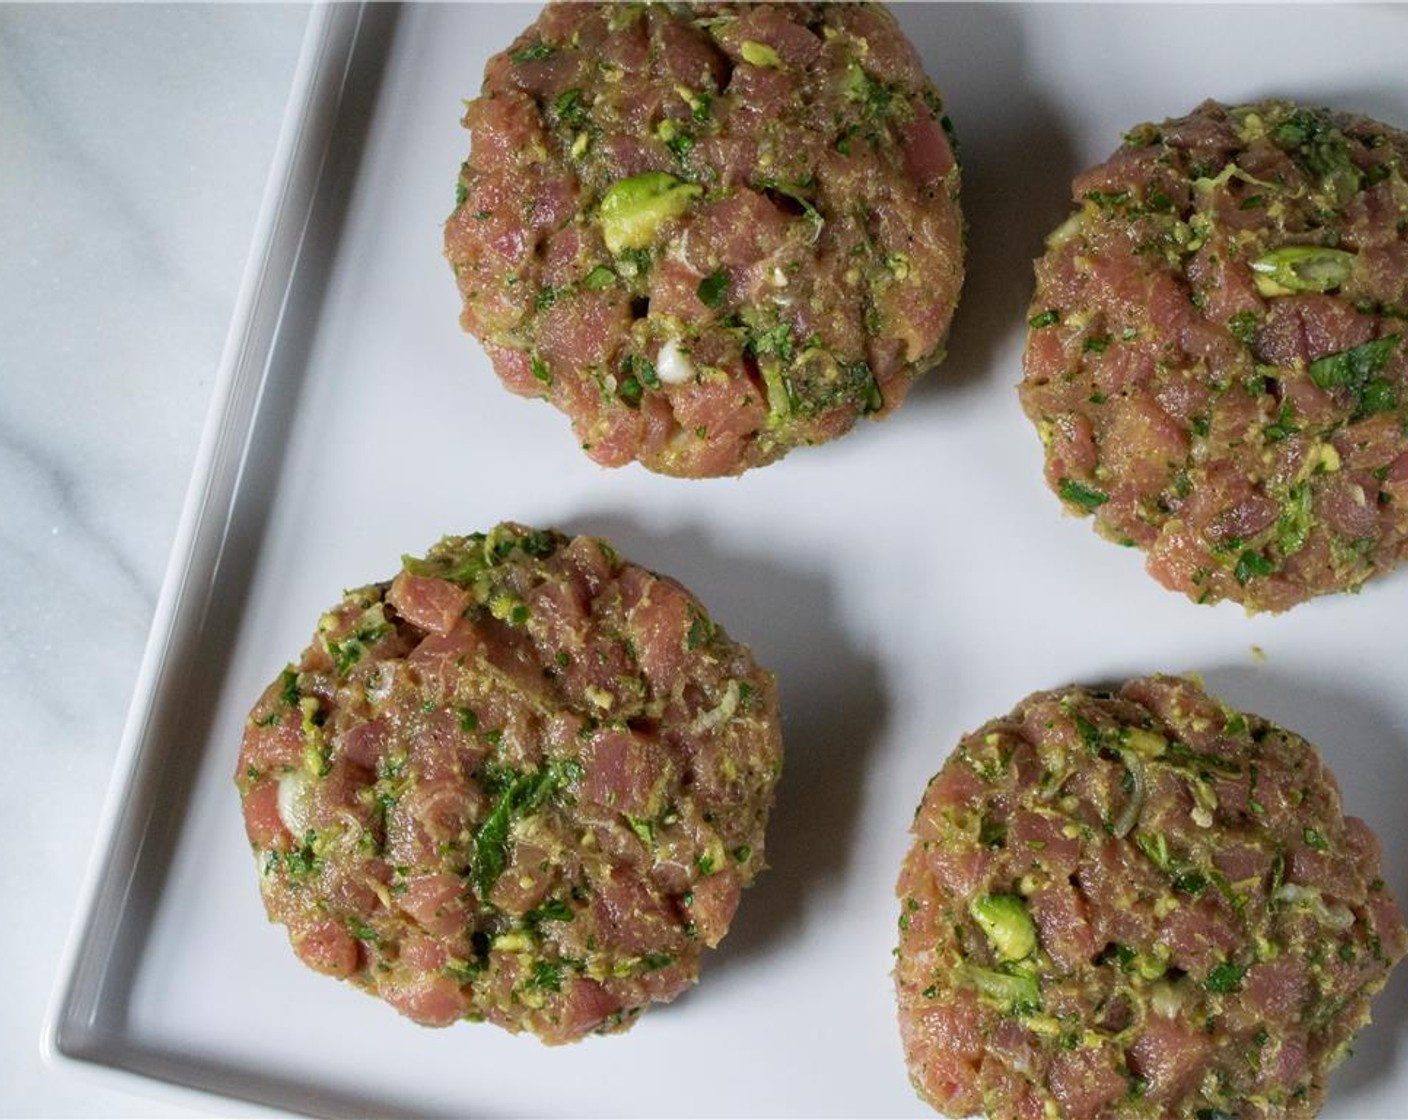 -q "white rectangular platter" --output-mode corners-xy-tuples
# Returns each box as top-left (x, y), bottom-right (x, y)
(47, 4), (1408, 1116)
